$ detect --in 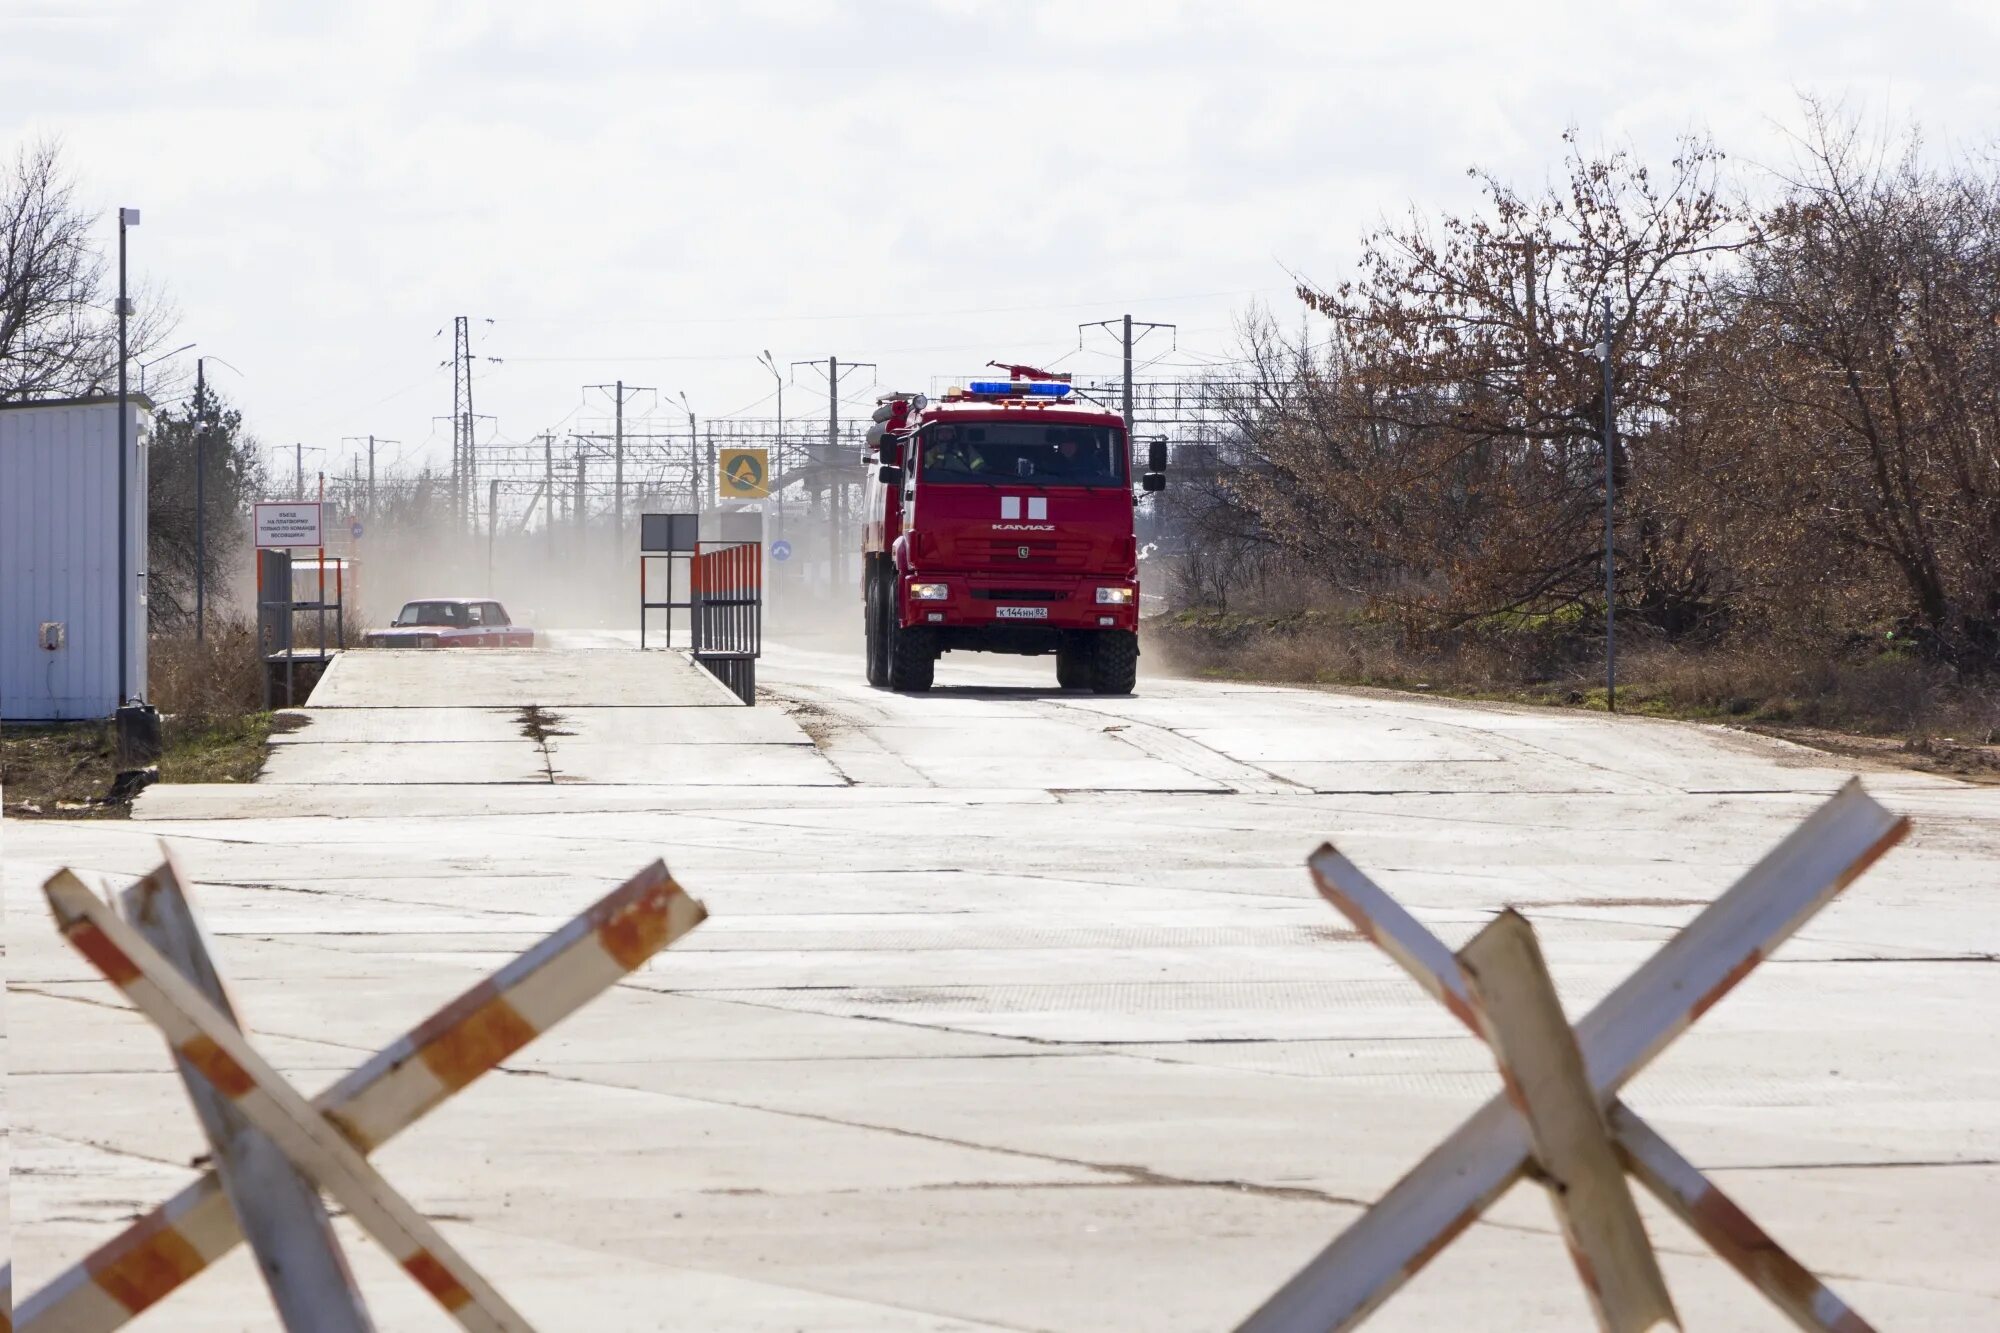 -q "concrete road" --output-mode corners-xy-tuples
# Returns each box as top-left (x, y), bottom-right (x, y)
(5, 637), (1997, 1330)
